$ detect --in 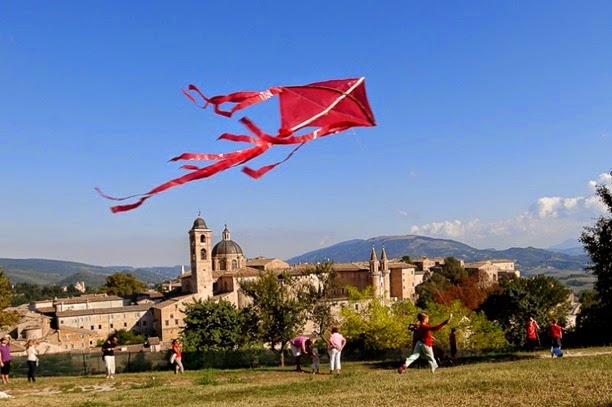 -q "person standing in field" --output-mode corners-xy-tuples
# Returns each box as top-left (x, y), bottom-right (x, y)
(102, 335), (118, 379)
(398, 312), (452, 374)
(26, 339), (39, 382)
(328, 327), (346, 375)
(449, 327), (458, 360)
(525, 316), (540, 351)
(548, 319), (563, 357)
(172, 339), (184, 374)
(0, 336), (11, 384)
